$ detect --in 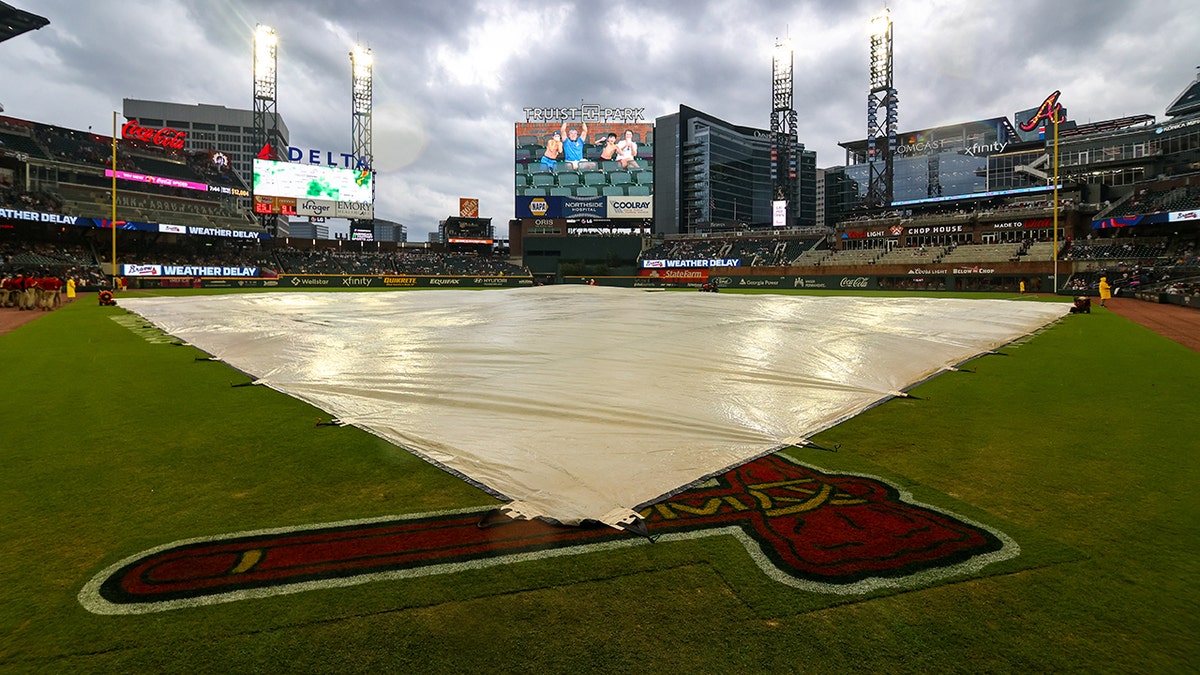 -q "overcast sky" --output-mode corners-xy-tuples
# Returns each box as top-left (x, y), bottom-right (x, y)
(2, 0), (1197, 240)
